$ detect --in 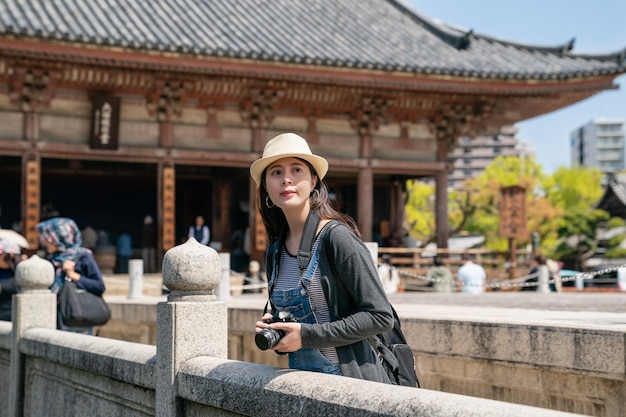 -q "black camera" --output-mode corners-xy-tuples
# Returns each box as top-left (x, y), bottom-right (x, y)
(255, 310), (297, 351)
